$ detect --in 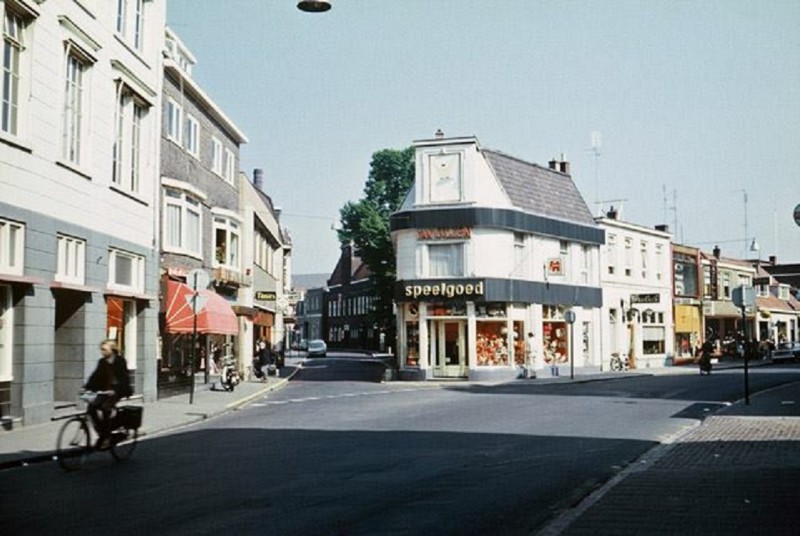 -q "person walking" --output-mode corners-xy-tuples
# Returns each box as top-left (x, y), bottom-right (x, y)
(254, 340), (273, 382)
(699, 339), (714, 375)
(525, 332), (538, 379)
(84, 340), (132, 449)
